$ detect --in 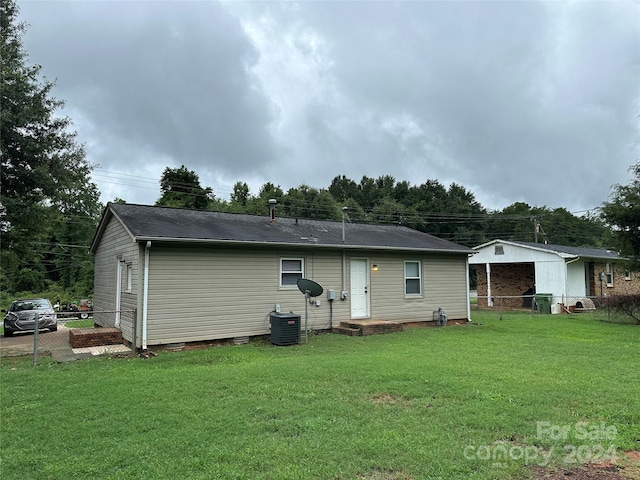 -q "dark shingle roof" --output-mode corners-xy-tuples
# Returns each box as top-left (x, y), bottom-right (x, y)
(91, 203), (473, 254)
(511, 241), (622, 260)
